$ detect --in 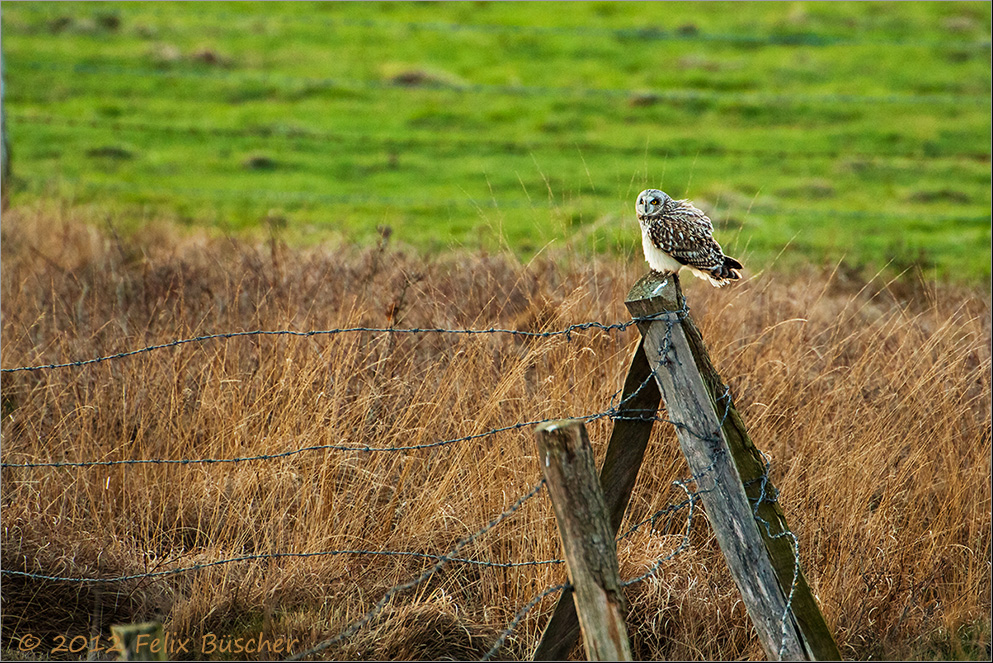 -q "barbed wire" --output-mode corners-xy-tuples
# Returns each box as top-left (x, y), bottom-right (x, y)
(0, 548), (564, 584)
(749, 449), (804, 660)
(0, 310), (682, 470)
(0, 315), (656, 375)
(10, 60), (990, 108)
(0, 304), (688, 662)
(10, 4), (990, 51)
(1, 300), (804, 660)
(10, 112), (990, 163)
(0, 314), (683, 581)
(0, 410), (656, 469)
(285, 478), (547, 661)
(619, 381), (733, 588)
(481, 582), (570, 661)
